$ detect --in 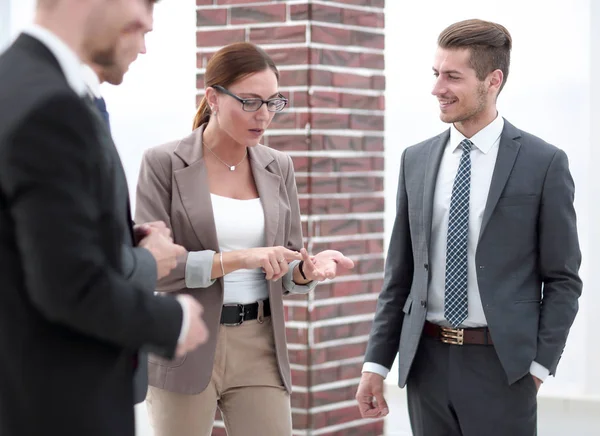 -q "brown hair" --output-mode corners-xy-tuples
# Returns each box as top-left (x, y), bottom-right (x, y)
(193, 42), (280, 130)
(438, 19), (512, 93)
